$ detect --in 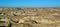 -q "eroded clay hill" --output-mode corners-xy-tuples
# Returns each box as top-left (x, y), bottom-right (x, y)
(0, 8), (60, 27)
